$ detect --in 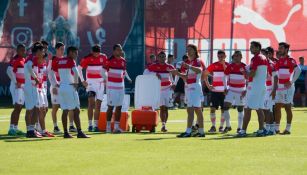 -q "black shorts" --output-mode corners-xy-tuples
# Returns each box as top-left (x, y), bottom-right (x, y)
(210, 92), (225, 109)
(87, 91), (96, 97)
(295, 82), (305, 93)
